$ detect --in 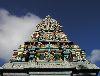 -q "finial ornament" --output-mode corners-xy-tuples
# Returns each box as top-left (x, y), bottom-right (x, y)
(36, 15), (62, 31)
